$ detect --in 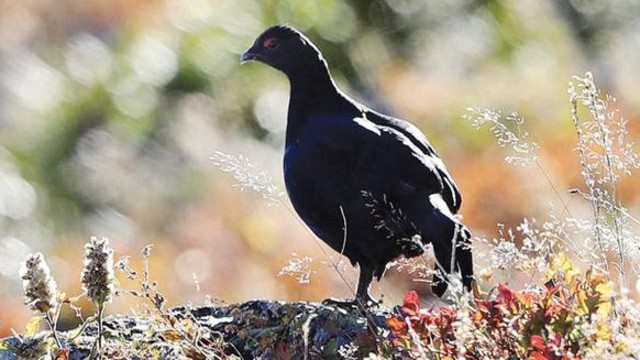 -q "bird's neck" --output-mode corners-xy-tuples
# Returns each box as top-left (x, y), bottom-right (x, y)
(285, 63), (344, 145)
(287, 62), (336, 102)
